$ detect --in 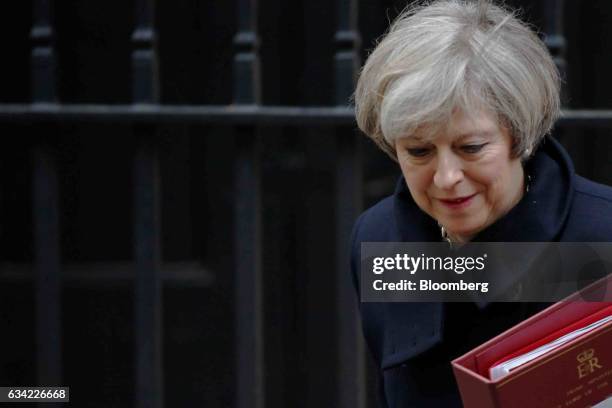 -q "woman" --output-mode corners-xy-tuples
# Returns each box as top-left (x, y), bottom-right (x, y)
(351, 0), (612, 406)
